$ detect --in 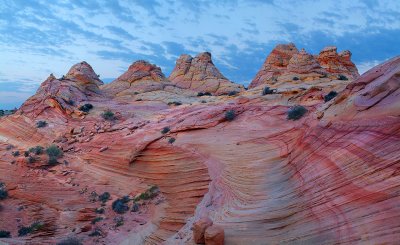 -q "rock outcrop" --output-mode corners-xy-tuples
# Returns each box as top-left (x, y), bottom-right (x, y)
(19, 61), (103, 118)
(102, 60), (169, 97)
(249, 43), (360, 88)
(169, 52), (244, 95)
(0, 51), (399, 245)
